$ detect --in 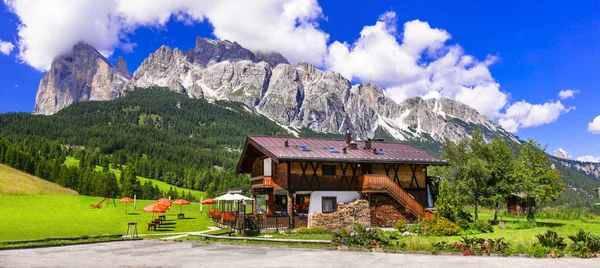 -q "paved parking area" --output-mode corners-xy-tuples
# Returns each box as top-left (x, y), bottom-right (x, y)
(1, 240), (599, 268)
